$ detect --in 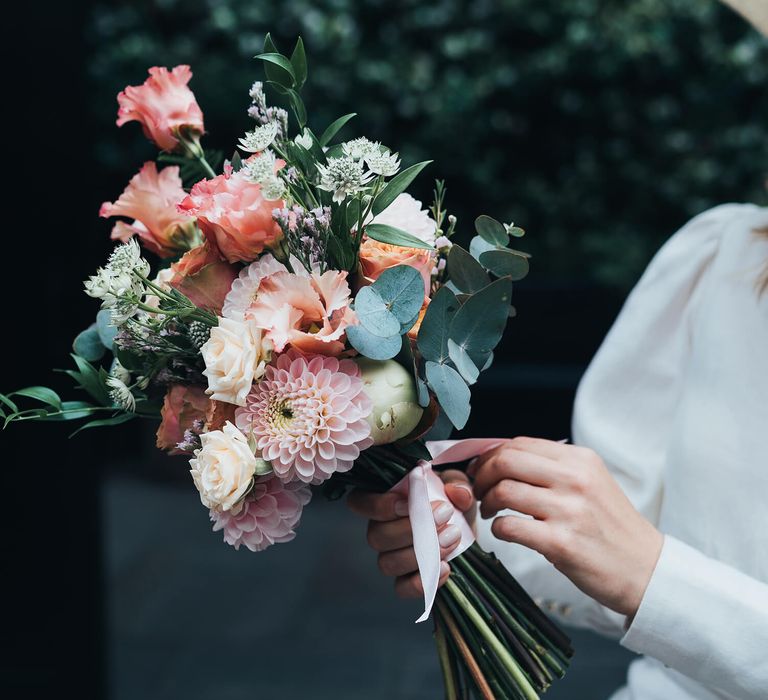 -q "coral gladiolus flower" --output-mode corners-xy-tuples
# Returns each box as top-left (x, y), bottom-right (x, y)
(178, 171), (284, 264)
(247, 268), (357, 357)
(100, 162), (198, 258)
(156, 384), (210, 454)
(116, 65), (204, 152)
(169, 241), (239, 315)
